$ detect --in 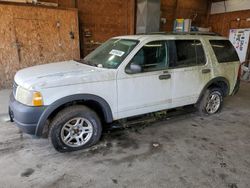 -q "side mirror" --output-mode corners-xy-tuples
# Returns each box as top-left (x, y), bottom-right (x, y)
(126, 62), (142, 74)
